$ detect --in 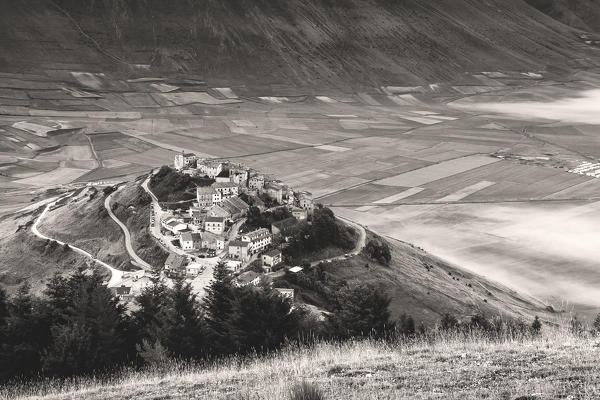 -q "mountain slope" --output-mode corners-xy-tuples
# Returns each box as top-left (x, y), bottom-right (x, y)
(1, 0), (598, 87)
(526, 0), (600, 33)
